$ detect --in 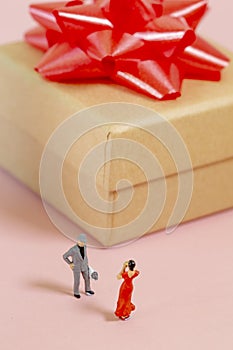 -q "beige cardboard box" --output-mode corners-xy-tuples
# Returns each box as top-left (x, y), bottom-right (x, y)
(0, 42), (233, 246)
